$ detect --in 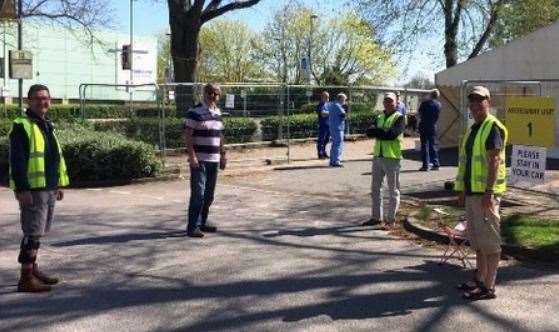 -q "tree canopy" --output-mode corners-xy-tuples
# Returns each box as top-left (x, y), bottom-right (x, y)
(490, 0), (559, 47)
(255, 3), (395, 85)
(356, 0), (508, 68)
